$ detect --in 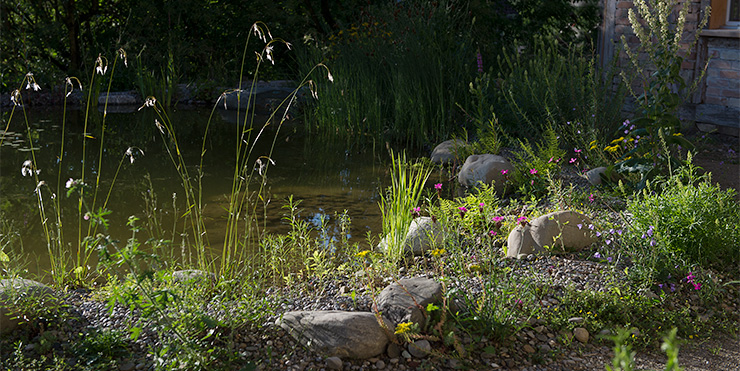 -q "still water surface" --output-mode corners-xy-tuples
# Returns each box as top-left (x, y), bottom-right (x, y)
(0, 106), (386, 276)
